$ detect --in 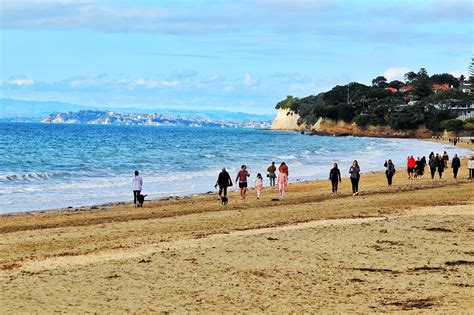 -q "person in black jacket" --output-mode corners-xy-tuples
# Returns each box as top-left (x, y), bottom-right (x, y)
(415, 157), (425, 179)
(384, 159), (396, 186)
(437, 154), (445, 179)
(329, 163), (341, 196)
(451, 154), (461, 179)
(215, 168), (232, 200)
